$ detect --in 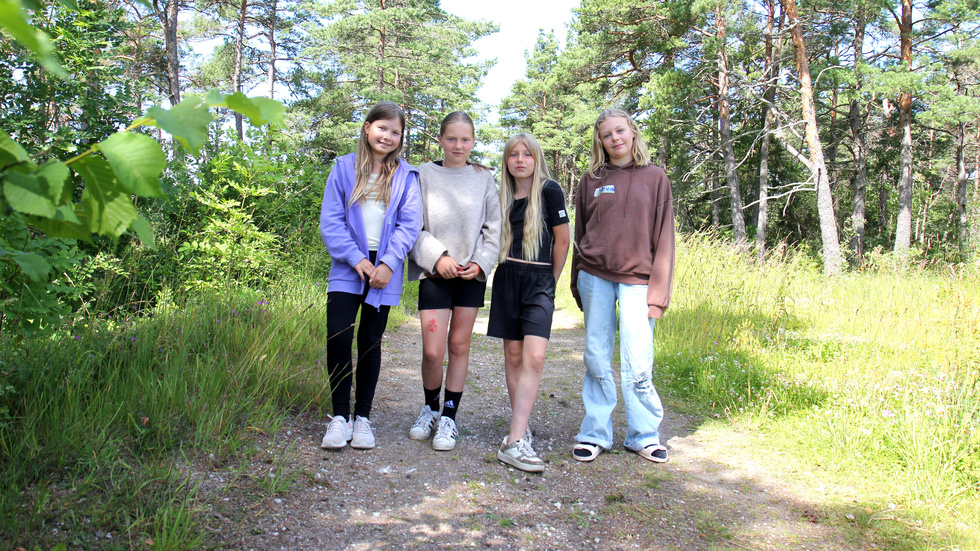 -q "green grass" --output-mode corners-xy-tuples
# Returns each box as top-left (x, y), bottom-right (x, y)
(1, 234), (978, 549)
(656, 234), (980, 550)
(0, 275), (332, 549)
